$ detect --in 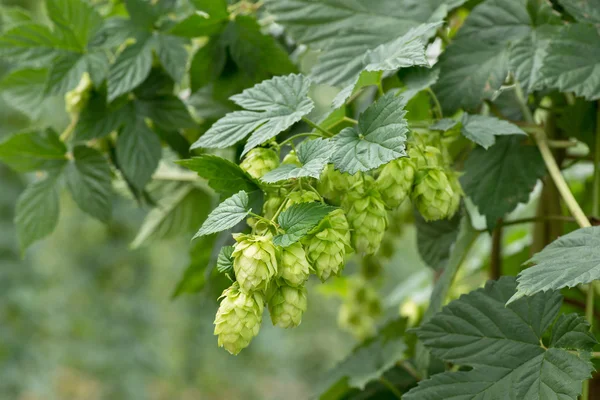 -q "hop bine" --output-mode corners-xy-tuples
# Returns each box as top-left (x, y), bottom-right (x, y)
(232, 234), (278, 293)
